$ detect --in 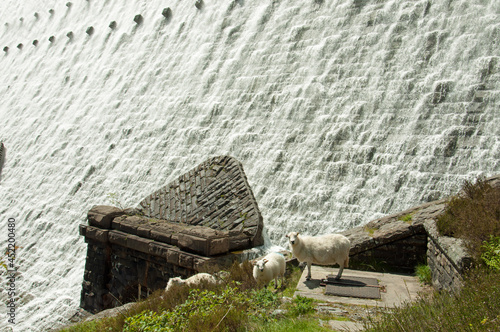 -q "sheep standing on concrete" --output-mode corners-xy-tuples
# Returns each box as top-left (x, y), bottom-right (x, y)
(286, 231), (350, 280)
(165, 272), (217, 293)
(252, 252), (286, 289)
